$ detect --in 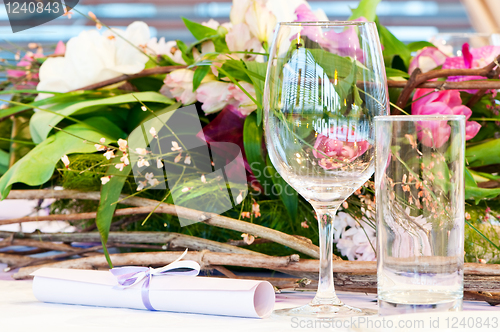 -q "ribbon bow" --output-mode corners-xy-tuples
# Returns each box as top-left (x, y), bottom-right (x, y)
(110, 249), (200, 311)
